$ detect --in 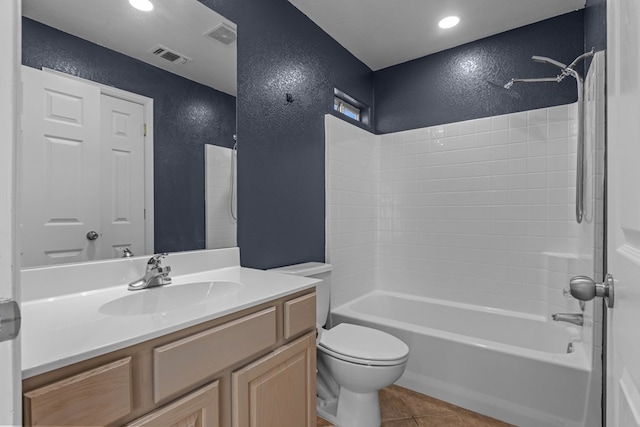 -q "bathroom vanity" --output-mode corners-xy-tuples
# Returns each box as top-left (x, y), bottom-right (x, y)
(20, 248), (318, 427)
